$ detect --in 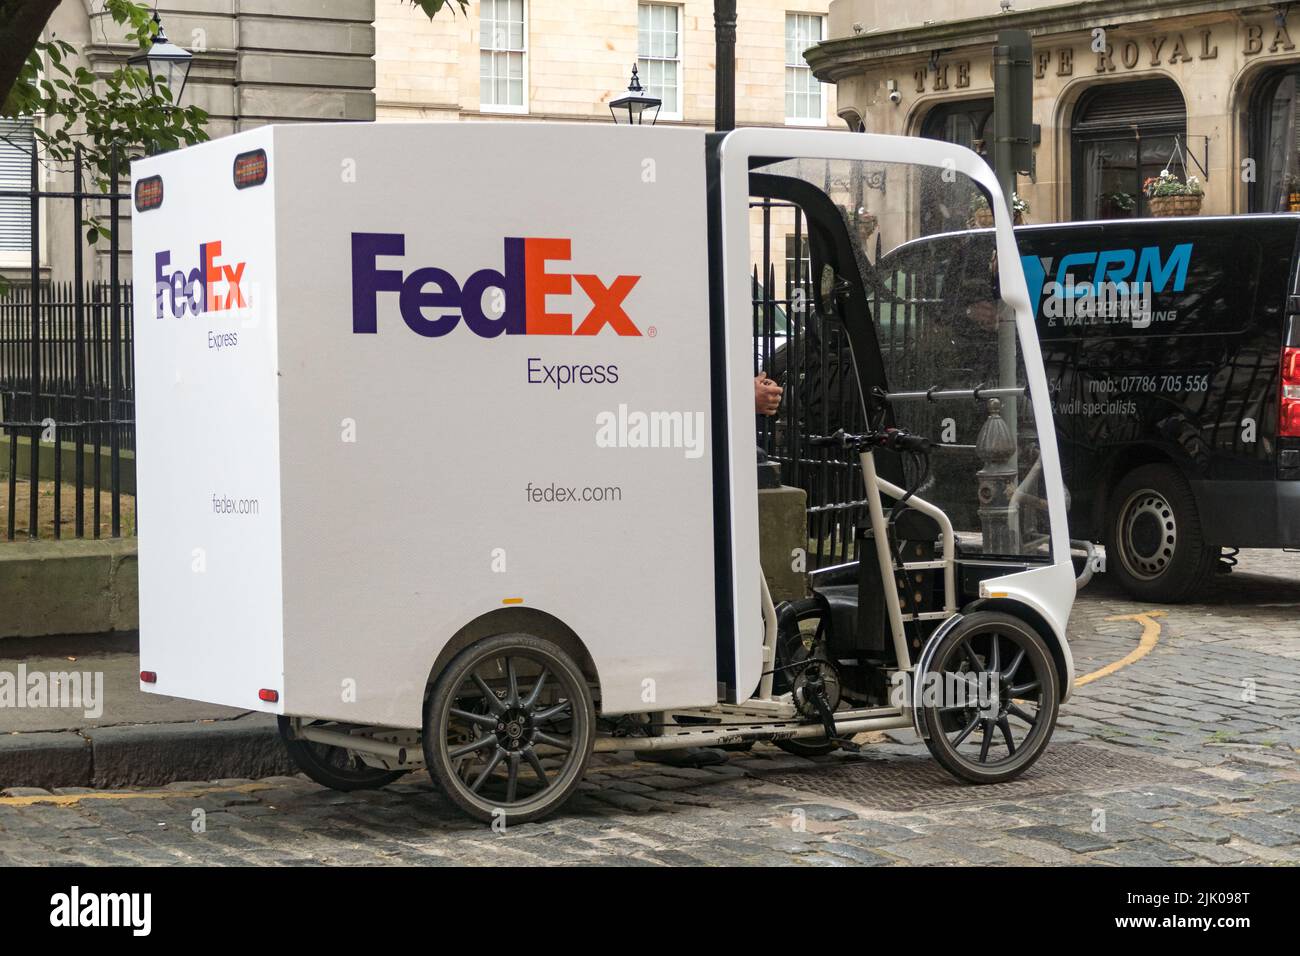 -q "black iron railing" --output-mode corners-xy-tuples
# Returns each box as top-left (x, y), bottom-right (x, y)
(0, 143), (133, 540)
